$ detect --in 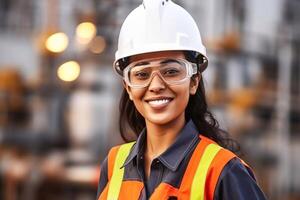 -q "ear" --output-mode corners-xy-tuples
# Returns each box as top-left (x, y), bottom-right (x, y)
(189, 74), (201, 95)
(123, 80), (133, 100)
